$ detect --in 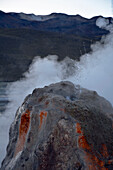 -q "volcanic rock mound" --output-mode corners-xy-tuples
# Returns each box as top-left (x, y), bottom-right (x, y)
(1, 81), (113, 170)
